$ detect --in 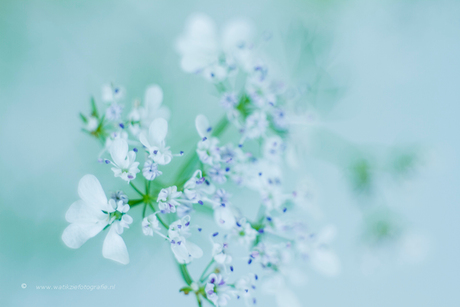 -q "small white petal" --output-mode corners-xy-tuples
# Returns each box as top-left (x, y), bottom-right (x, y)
(148, 118), (168, 145)
(195, 114), (210, 138)
(77, 175), (108, 211)
(62, 222), (106, 249)
(110, 139), (129, 167)
(145, 85), (163, 111)
(102, 225), (130, 264)
(185, 241), (203, 259)
(65, 200), (105, 223)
